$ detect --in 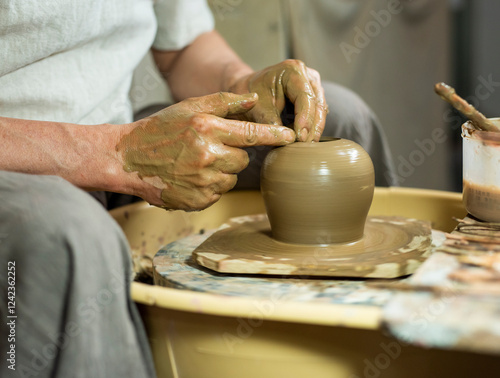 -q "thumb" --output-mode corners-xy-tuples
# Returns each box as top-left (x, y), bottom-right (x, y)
(194, 92), (258, 118)
(250, 105), (284, 127)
